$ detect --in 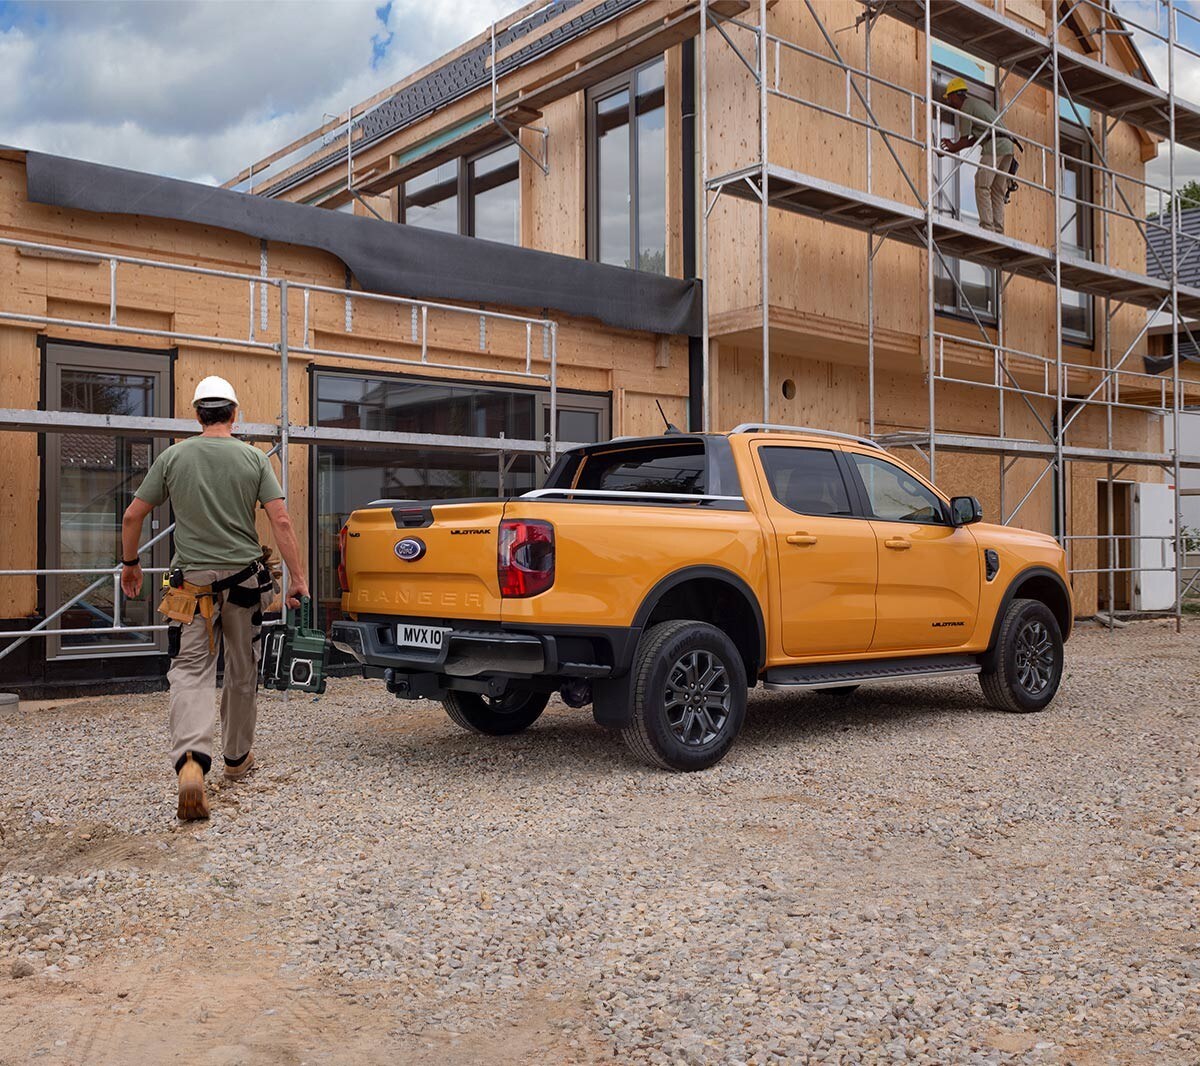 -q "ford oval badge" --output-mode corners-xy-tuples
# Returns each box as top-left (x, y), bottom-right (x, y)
(394, 536), (427, 562)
